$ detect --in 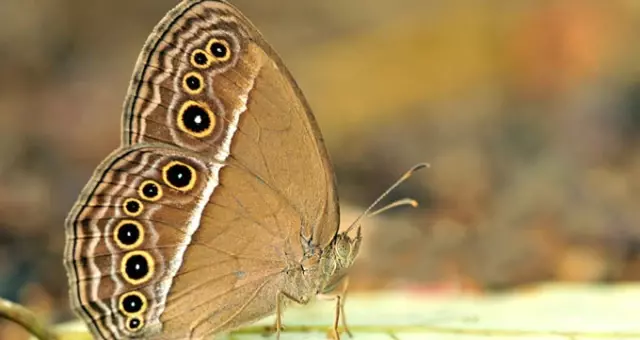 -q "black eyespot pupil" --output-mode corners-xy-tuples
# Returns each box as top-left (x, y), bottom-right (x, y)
(117, 223), (140, 246)
(125, 255), (149, 280)
(193, 52), (208, 65)
(167, 164), (193, 188)
(182, 105), (211, 133)
(123, 295), (143, 313)
(125, 201), (140, 213)
(186, 76), (201, 90)
(210, 42), (228, 58)
(142, 183), (158, 198)
(129, 318), (141, 330)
